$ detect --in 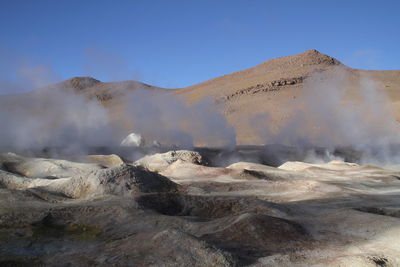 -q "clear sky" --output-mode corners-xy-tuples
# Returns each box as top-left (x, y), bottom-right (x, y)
(0, 0), (399, 89)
